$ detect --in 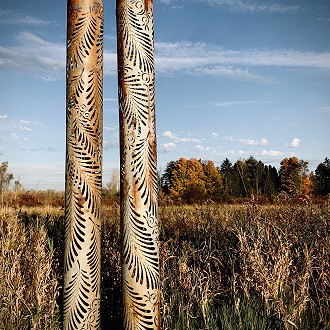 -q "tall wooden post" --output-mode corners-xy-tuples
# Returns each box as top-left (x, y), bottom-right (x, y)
(116, 0), (160, 328)
(64, 1), (103, 329)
